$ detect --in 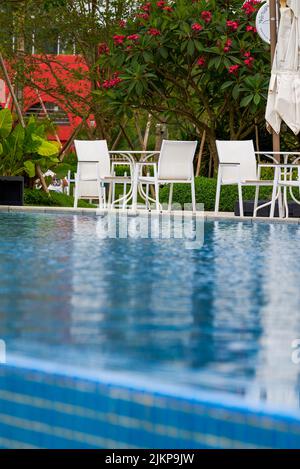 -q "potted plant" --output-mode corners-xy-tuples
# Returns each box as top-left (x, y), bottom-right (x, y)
(0, 108), (68, 205)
